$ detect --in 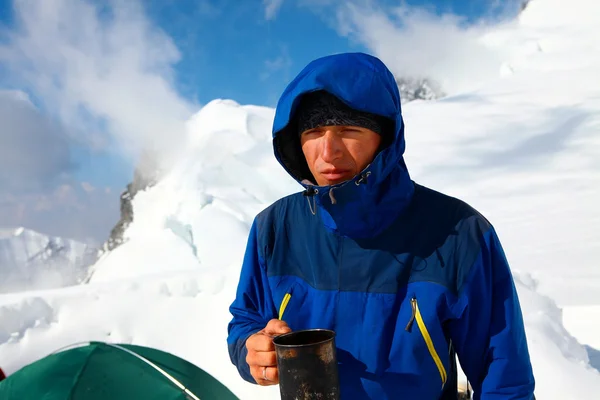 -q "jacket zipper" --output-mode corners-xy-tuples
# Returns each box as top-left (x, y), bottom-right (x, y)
(405, 296), (447, 388)
(278, 293), (292, 320)
(405, 298), (417, 332)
